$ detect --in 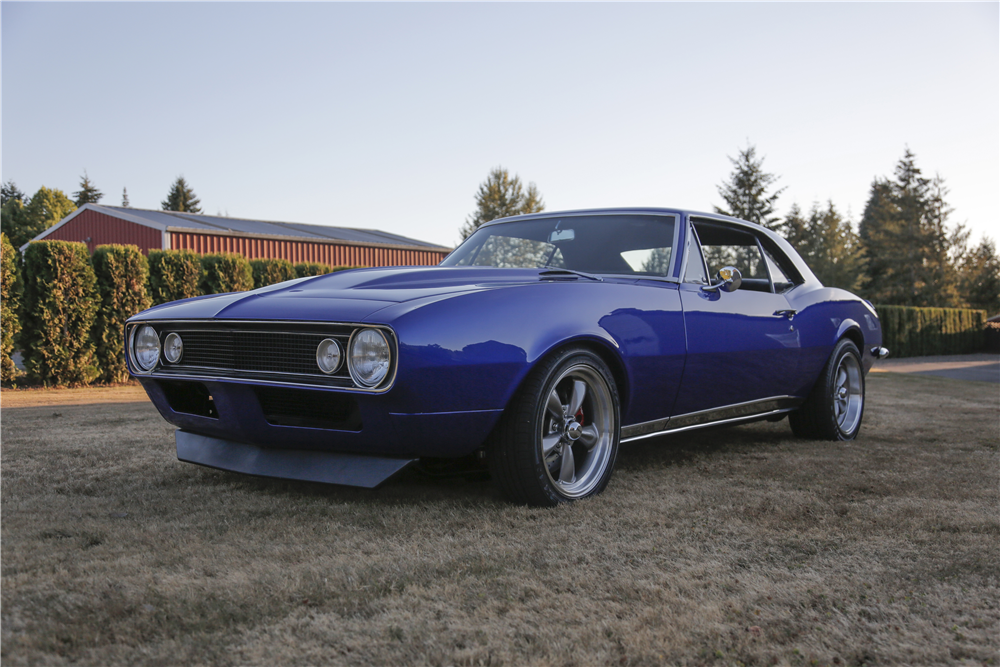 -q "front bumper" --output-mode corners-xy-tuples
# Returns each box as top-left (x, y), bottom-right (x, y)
(138, 377), (503, 461)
